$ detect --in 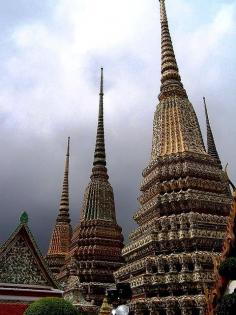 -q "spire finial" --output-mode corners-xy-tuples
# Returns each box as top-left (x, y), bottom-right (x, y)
(67, 136), (70, 157)
(159, 0), (167, 22)
(91, 68), (108, 179)
(57, 138), (71, 223)
(203, 97), (222, 169)
(100, 67), (104, 96)
(158, 0), (187, 100)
